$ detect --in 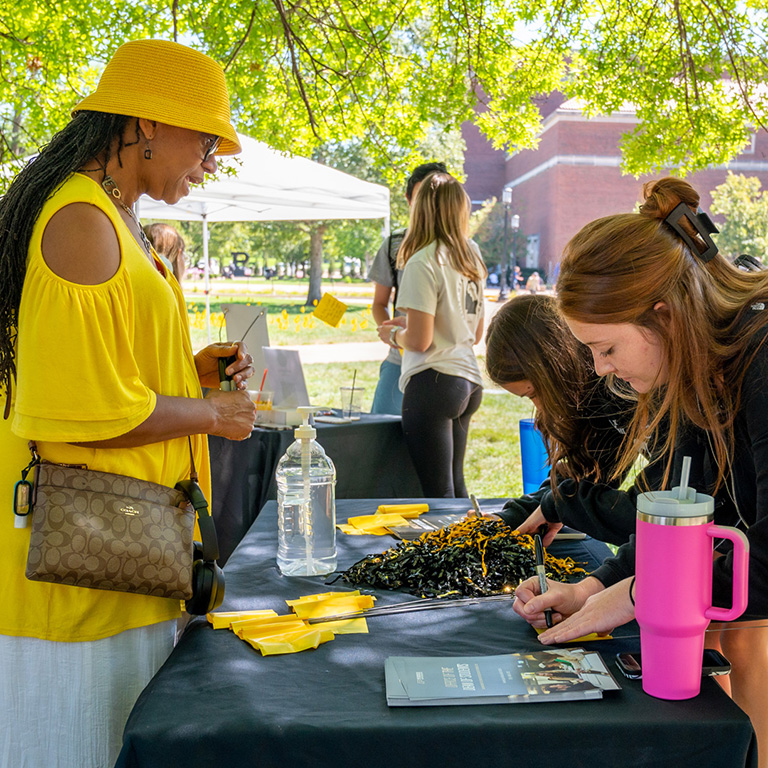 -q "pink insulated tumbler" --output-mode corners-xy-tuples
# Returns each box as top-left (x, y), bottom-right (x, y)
(635, 488), (749, 699)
